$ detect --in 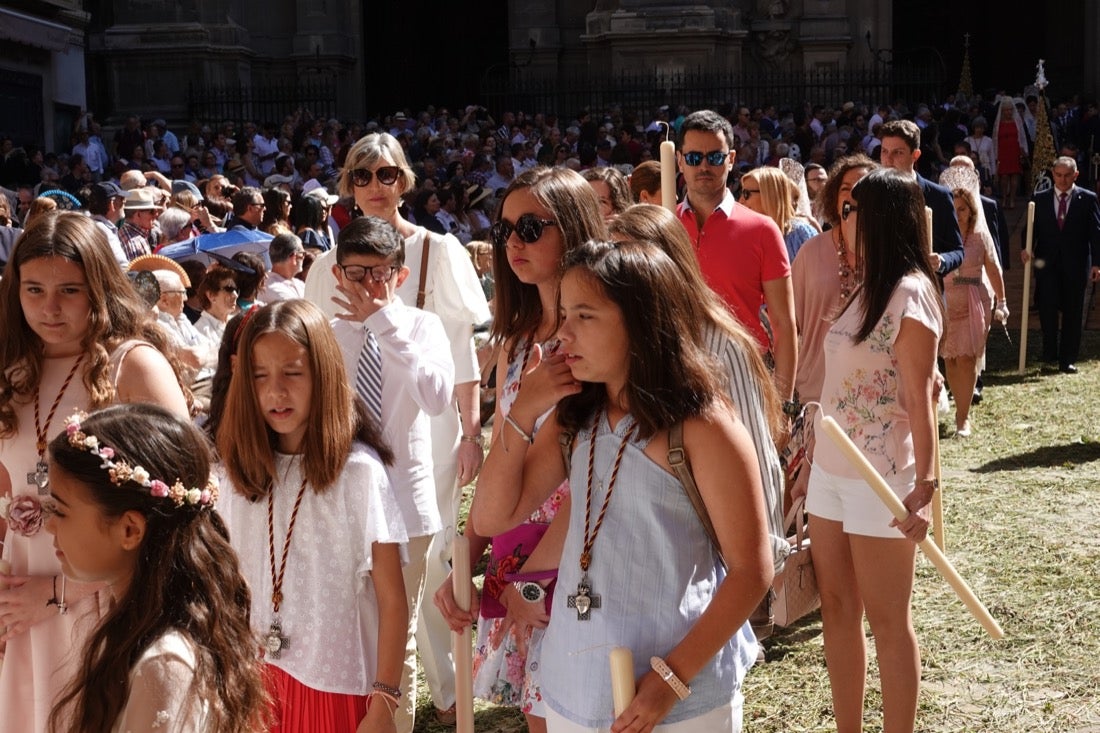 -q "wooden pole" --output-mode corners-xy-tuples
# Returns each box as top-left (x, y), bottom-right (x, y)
(820, 416), (1004, 639)
(452, 535), (475, 733)
(1019, 201), (1036, 373)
